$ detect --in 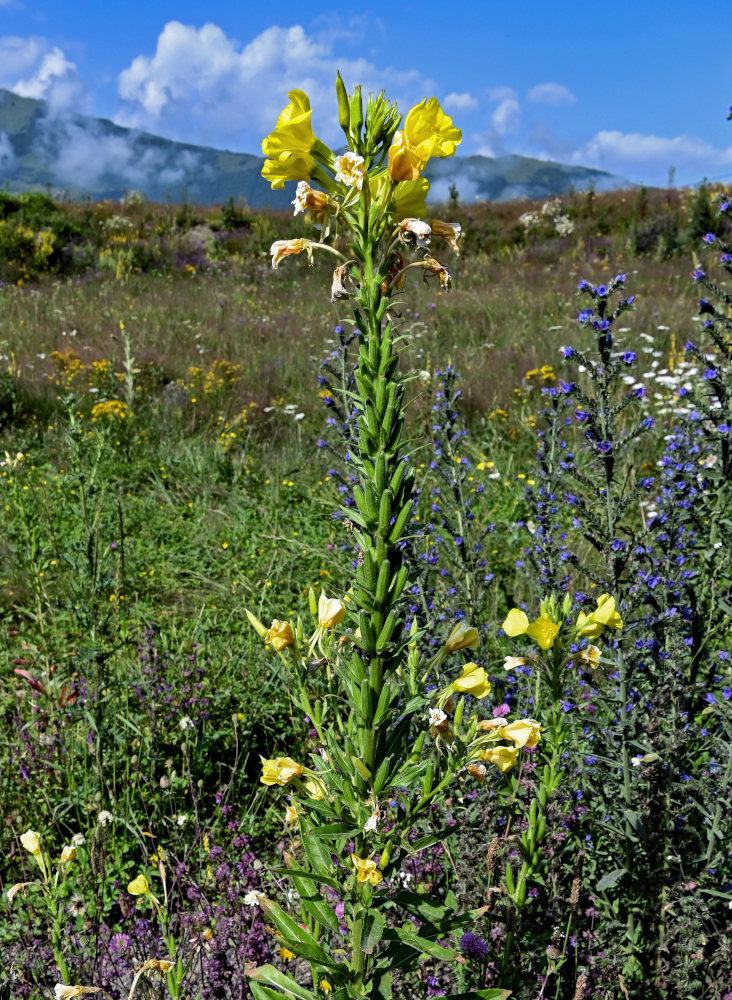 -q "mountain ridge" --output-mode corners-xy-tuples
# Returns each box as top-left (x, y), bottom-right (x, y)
(0, 88), (631, 206)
